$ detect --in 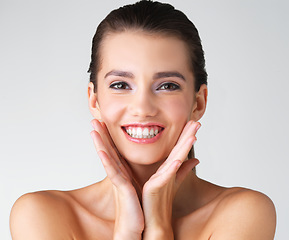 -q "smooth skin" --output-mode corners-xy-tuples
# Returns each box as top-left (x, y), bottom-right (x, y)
(10, 31), (276, 240)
